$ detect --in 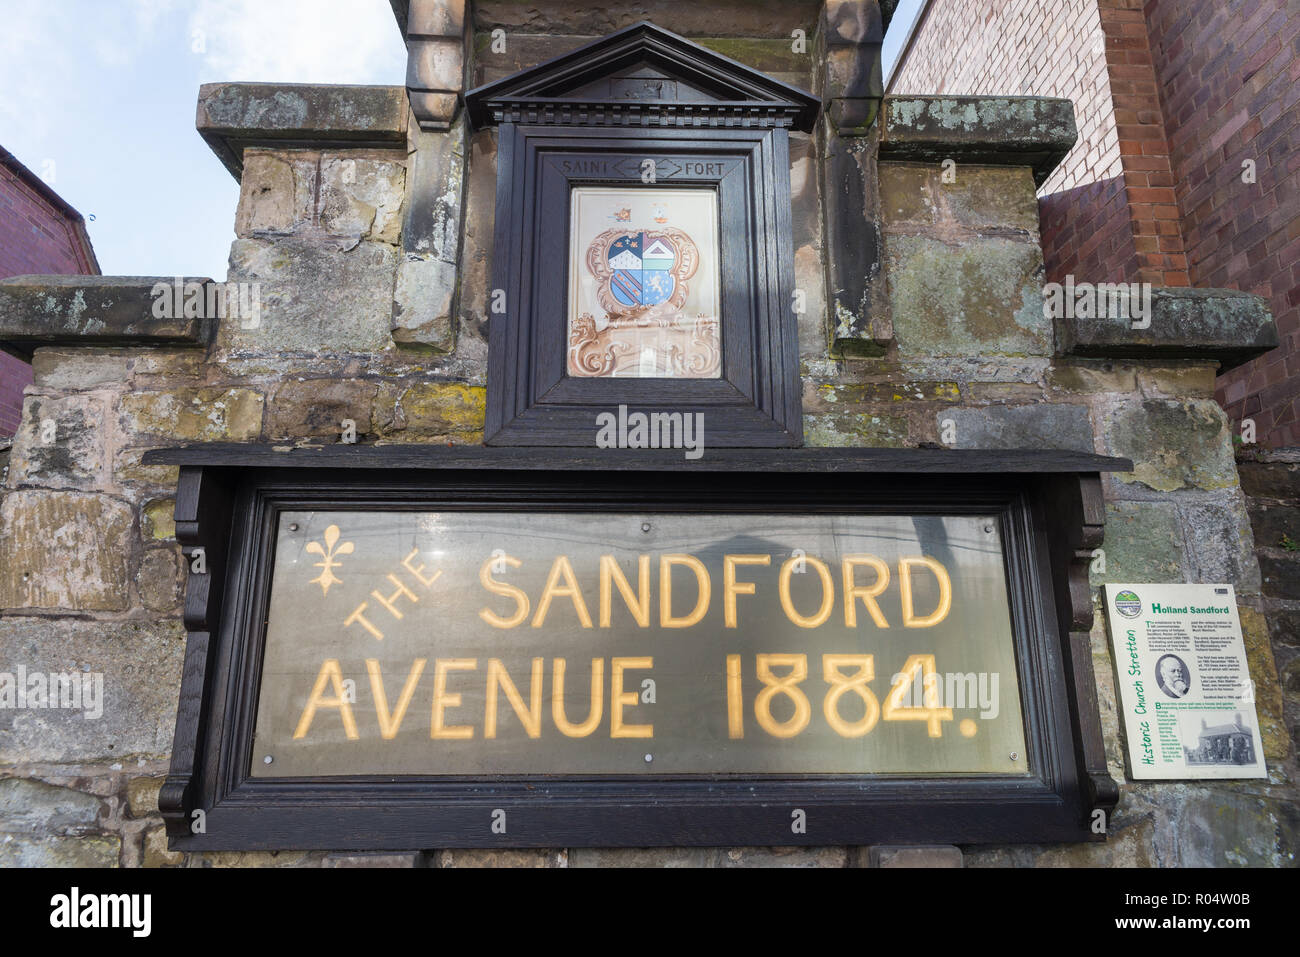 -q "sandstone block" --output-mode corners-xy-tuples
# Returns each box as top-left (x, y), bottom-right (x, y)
(887, 236), (1051, 358)
(142, 826), (186, 868)
(1089, 500), (1186, 586)
(866, 845), (962, 868)
(127, 776), (166, 819)
(235, 151), (316, 236)
(138, 547), (184, 614)
(120, 388), (263, 443)
(373, 382), (485, 439)
(6, 394), (109, 490)
(434, 849), (566, 868)
(935, 404), (1093, 452)
(0, 834), (120, 868)
(391, 256), (457, 351)
(319, 155), (407, 244)
(0, 492), (133, 611)
(265, 379), (378, 442)
(0, 778), (104, 833)
(0, 617), (186, 762)
(1100, 398), (1236, 492)
(719, 846), (848, 868)
(225, 238), (399, 355)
